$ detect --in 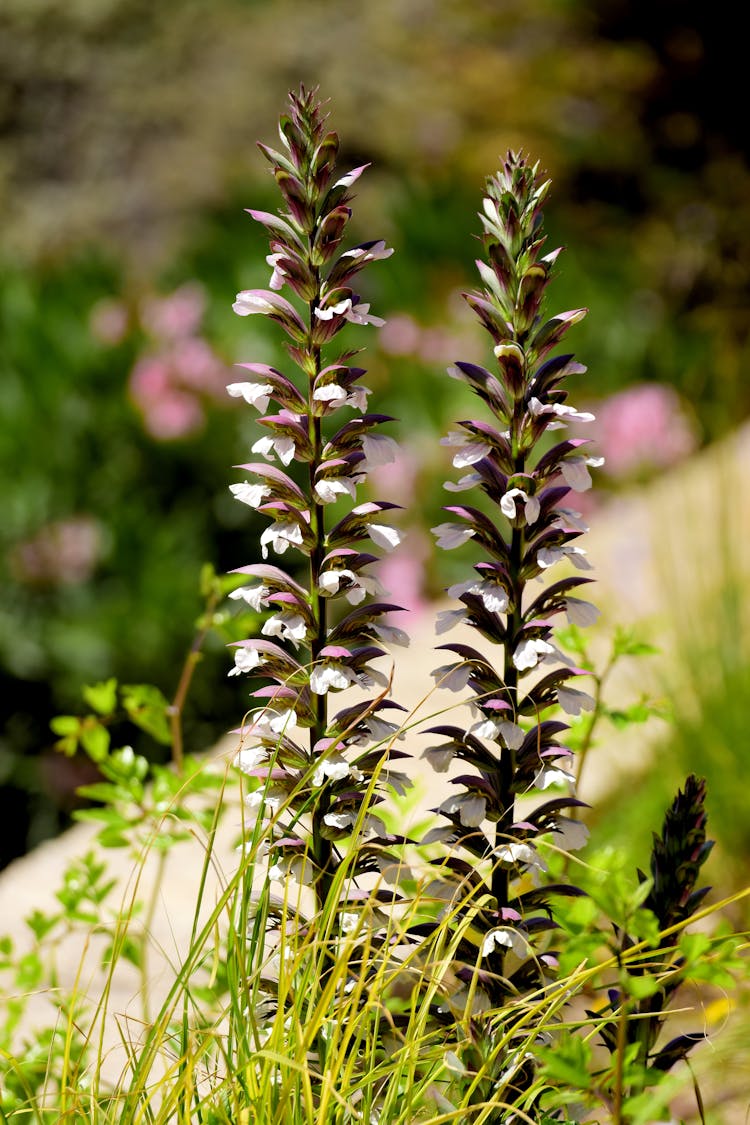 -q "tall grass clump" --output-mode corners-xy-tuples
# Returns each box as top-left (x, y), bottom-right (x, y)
(0, 87), (747, 1125)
